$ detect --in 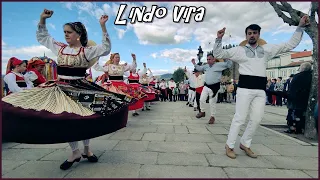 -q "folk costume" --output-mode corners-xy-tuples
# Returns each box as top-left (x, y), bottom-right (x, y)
(194, 58), (232, 124)
(167, 78), (176, 102)
(186, 69), (205, 111)
(93, 55), (137, 99)
(159, 79), (167, 101)
(213, 26), (305, 158)
(24, 57), (47, 87)
(139, 68), (156, 108)
(186, 71), (196, 107)
(2, 22), (133, 145)
(3, 57), (32, 95)
(149, 77), (160, 101)
(127, 70), (148, 115)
